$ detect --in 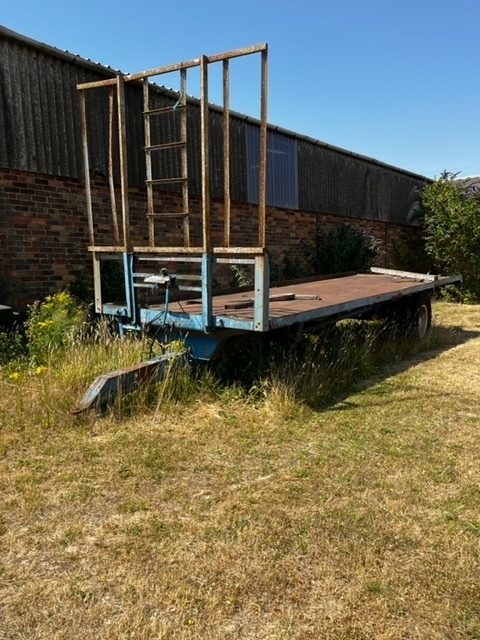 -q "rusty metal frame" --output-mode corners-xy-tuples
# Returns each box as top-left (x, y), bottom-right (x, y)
(108, 87), (120, 245)
(223, 59), (231, 247)
(116, 75), (131, 252)
(77, 43), (268, 254)
(200, 55), (211, 253)
(78, 43), (268, 334)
